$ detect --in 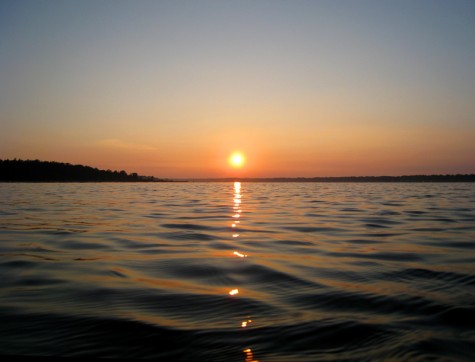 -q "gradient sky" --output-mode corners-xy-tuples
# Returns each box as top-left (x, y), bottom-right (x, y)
(1, 0), (474, 178)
